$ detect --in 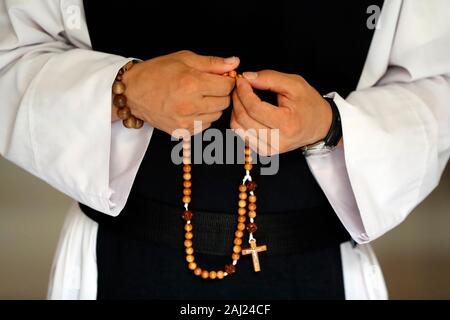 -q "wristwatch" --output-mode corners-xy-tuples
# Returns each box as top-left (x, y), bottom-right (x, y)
(301, 95), (342, 156)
